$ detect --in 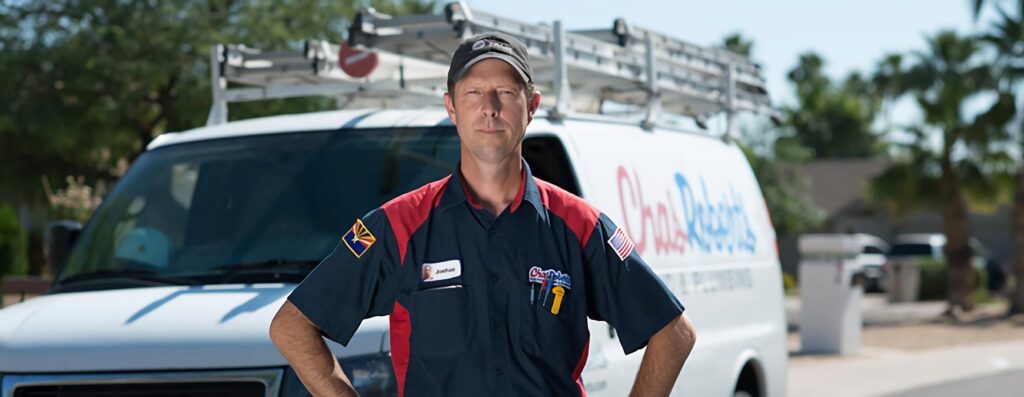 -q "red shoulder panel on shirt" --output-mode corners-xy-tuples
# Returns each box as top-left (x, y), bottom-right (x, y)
(381, 176), (450, 264)
(534, 177), (600, 250)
